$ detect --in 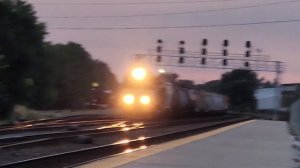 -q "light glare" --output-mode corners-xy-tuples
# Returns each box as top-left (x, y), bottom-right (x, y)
(140, 95), (151, 105)
(140, 145), (147, 149)
(131, 67), (146, 81)
(122, 127), (131, 131)
(132, 122), (144, 126)
(124, 149), (133, 153)
(115, 139), (130, 144)
(158, 69), (166, 73)
(120, 124), (127, 127)
(123, 94), (135, 105)
(138, 136), (146, 141)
